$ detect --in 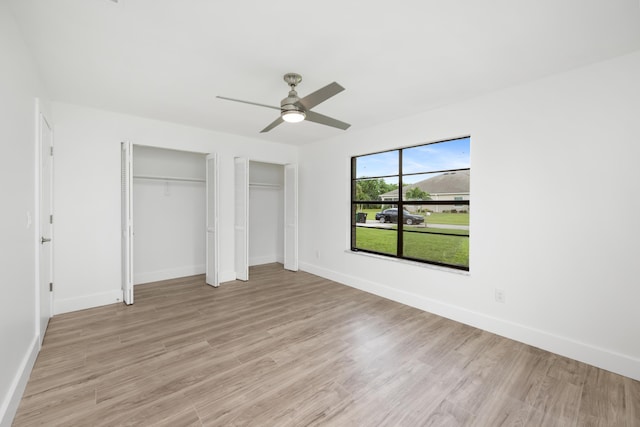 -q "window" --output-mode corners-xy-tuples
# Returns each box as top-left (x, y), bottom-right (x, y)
(351, 136), (470, 271)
